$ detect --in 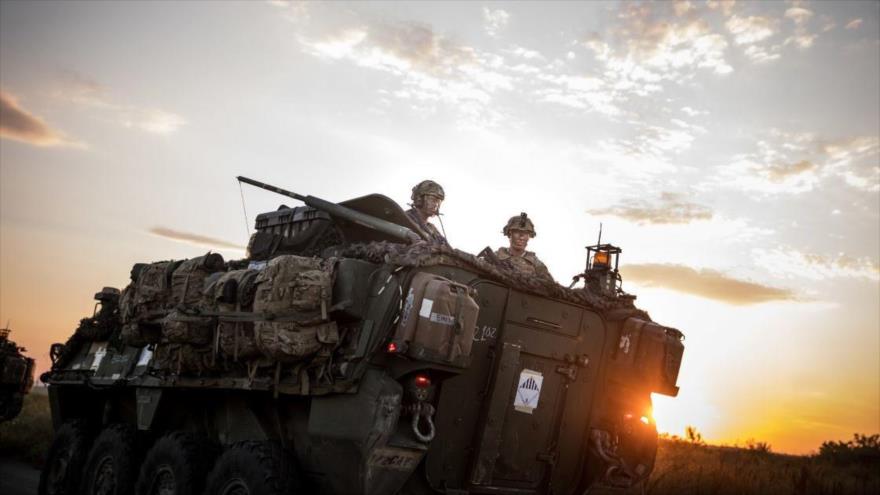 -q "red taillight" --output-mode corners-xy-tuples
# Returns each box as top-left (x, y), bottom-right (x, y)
(387, 342), (398, 353)
(414, 374), (431, 388)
